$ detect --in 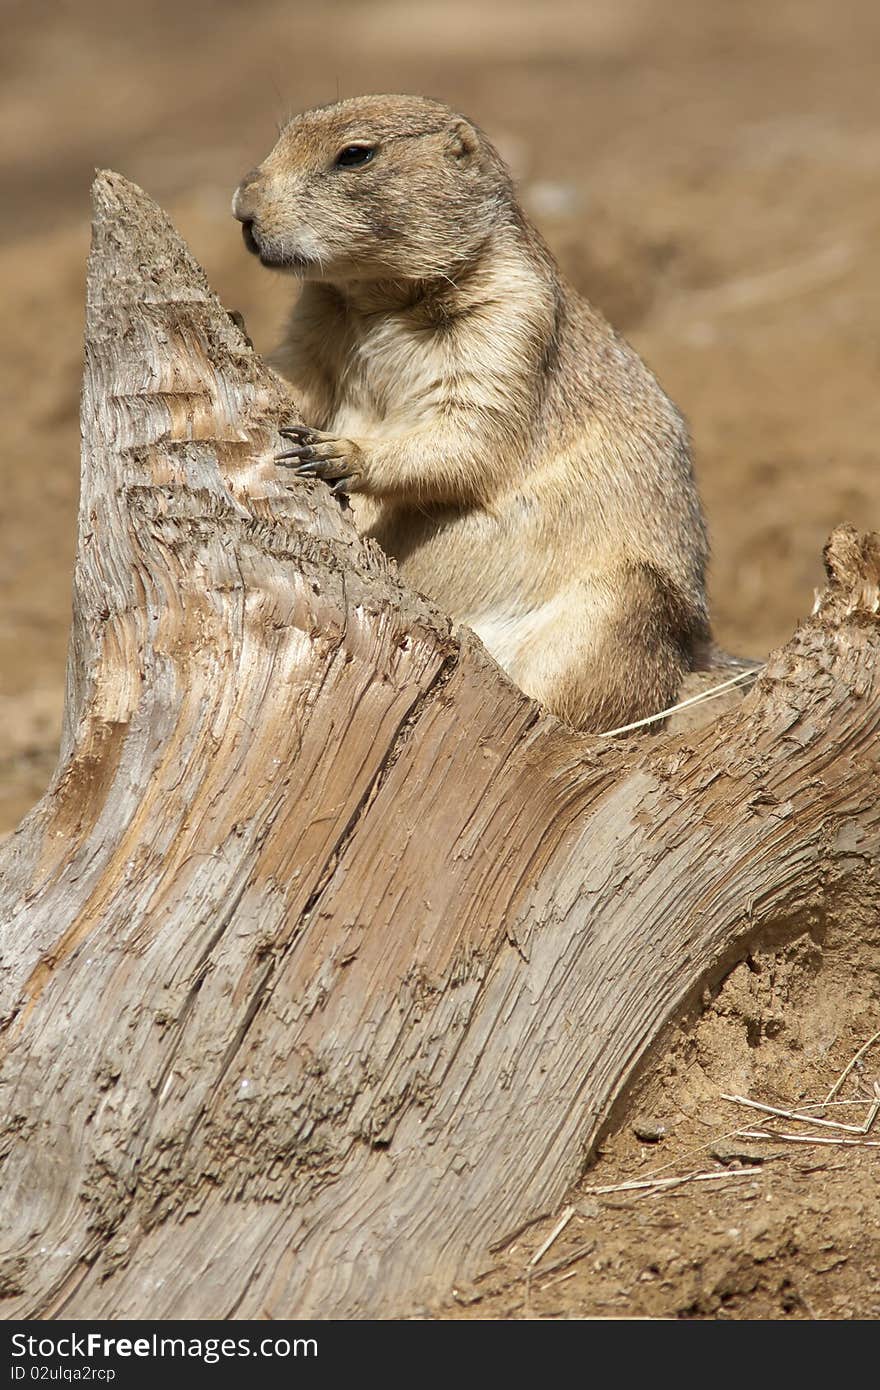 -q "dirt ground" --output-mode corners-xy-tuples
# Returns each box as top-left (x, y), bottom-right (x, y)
(1, 0), (879, 1319)
(439, 920), (880, 1320)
